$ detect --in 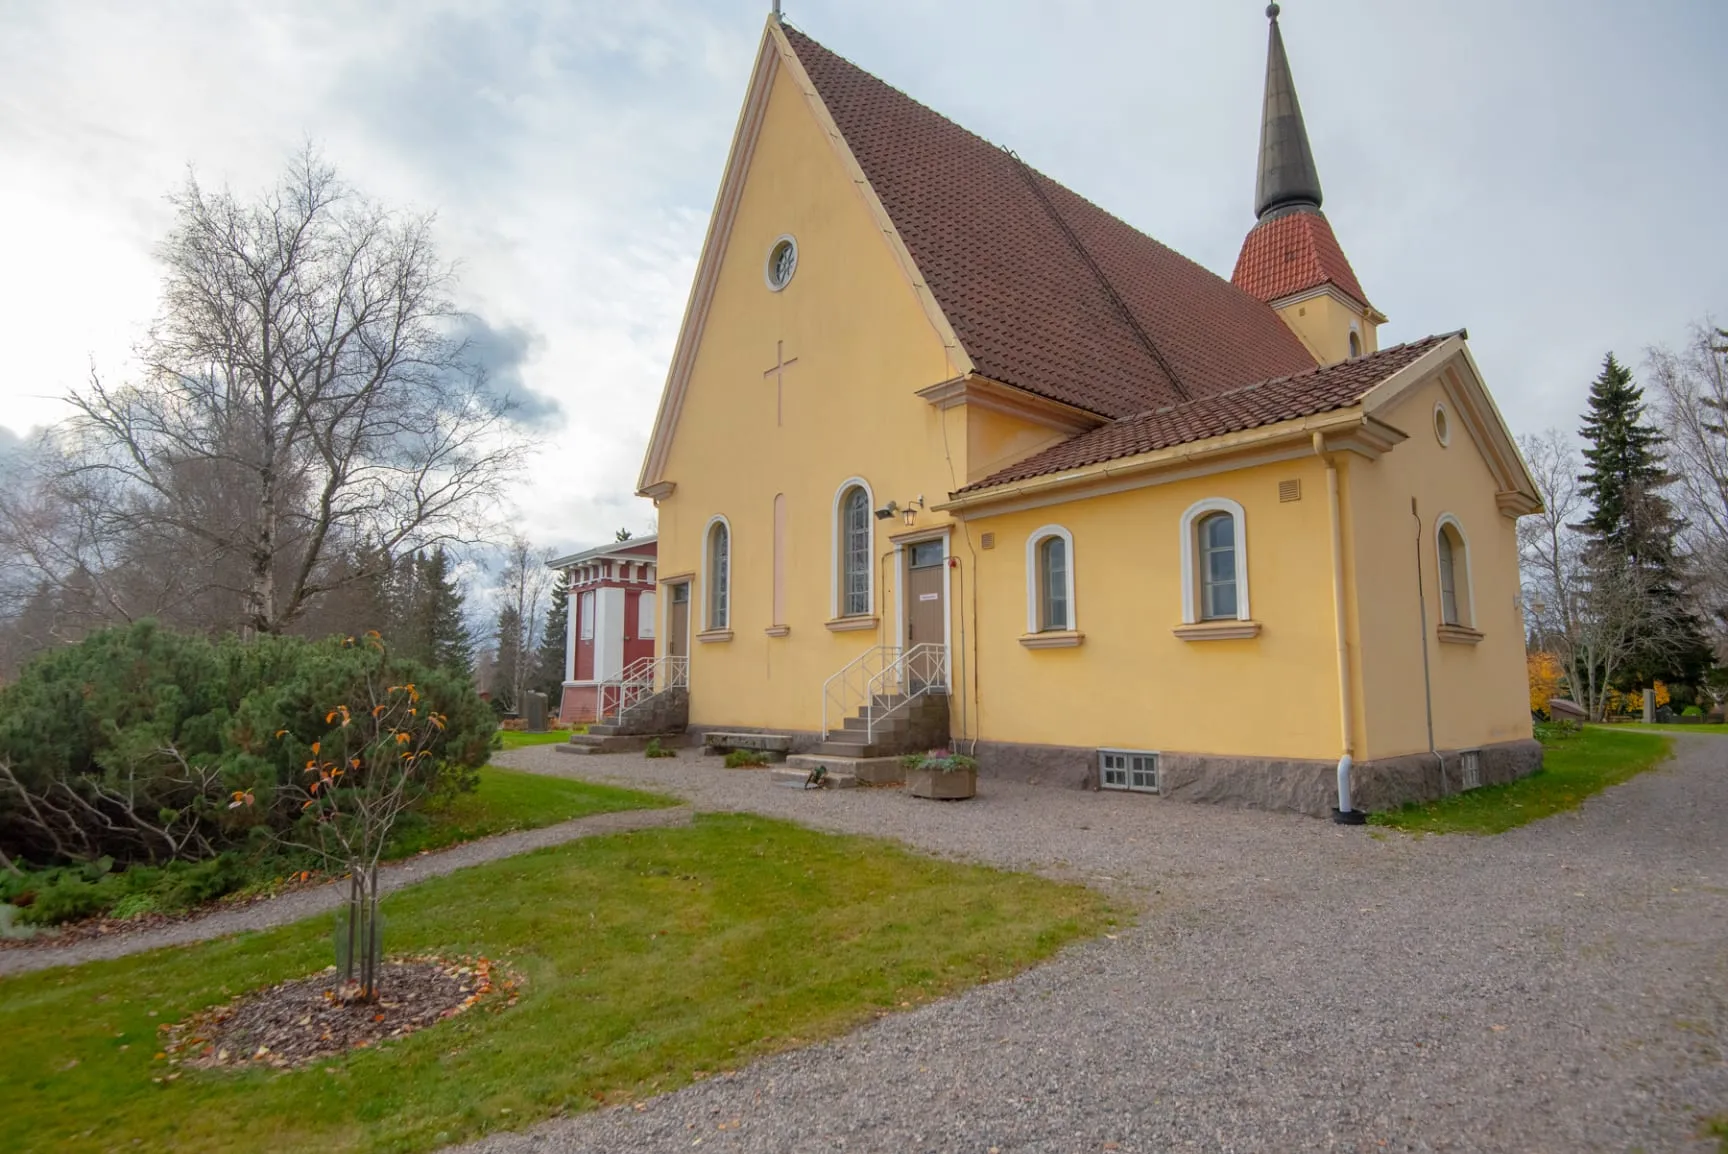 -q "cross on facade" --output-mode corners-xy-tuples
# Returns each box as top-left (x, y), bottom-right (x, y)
(762, 339), (799, 426)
